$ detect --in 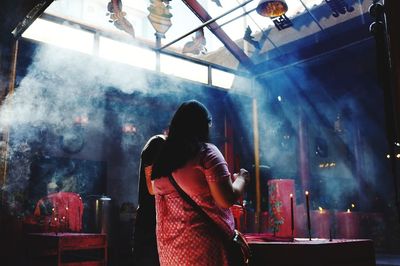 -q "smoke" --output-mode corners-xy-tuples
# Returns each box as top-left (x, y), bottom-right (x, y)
(227, 39), (387, 213)
(0, 39), (227, 213)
